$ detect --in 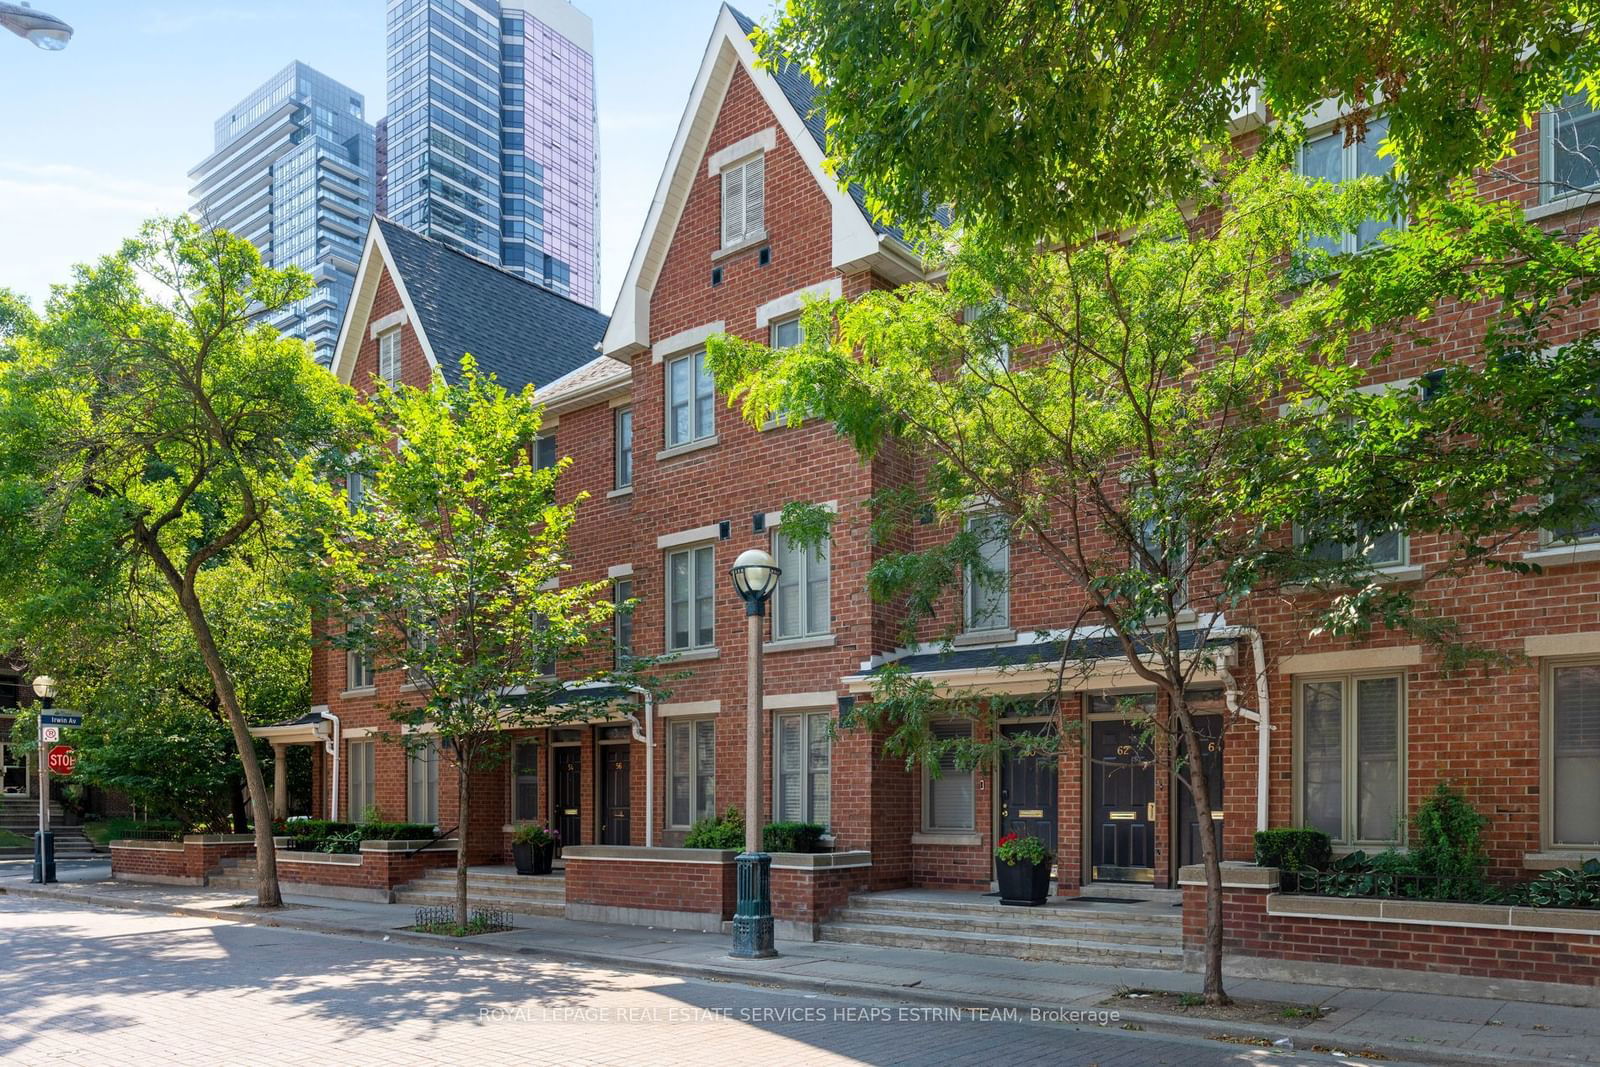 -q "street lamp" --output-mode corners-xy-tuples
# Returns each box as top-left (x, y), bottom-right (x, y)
(0, 2), (72, 49)
(31, 675), (57, 885)
(729, 547), (781, 960)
